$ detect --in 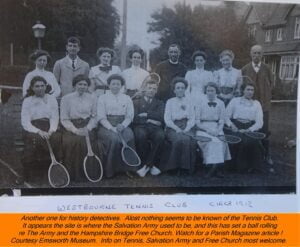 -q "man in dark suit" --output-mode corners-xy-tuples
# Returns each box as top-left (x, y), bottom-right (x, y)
(133, 80), (165, 177)
(241, 45), (274, 166)
(155, 44), (187, 102)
